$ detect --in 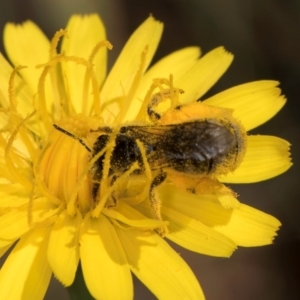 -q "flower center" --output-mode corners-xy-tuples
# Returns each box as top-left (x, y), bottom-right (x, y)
(38, 114), (100, 215)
